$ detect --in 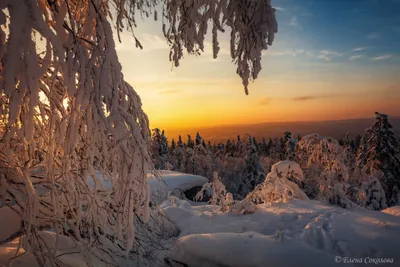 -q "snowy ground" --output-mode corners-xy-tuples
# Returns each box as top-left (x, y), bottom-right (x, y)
(1, 171), (400, 267)
(163, 198), (400, 267)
